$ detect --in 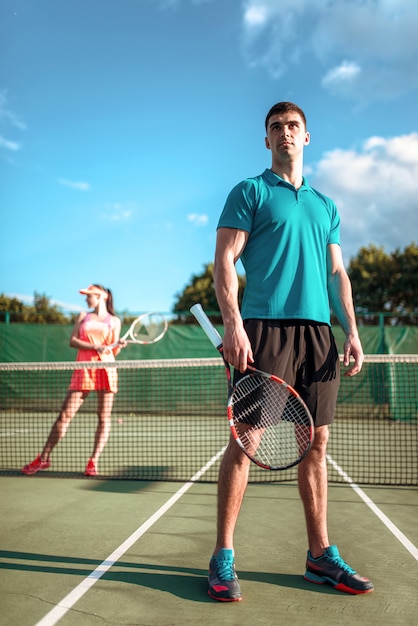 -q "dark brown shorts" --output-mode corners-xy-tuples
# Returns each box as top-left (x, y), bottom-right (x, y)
(237, 319), (340, 426)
